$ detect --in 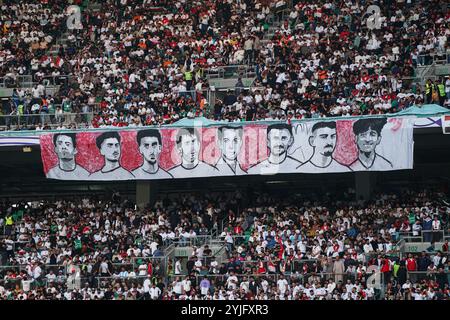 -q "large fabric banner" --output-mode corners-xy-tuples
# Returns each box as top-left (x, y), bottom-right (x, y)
(40, 117), (414, 180)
